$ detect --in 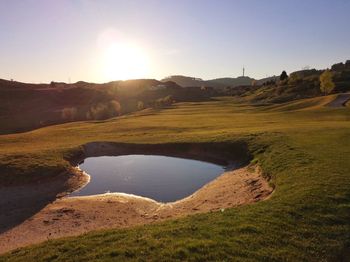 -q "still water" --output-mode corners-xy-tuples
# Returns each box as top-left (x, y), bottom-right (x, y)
(71, 155), (226, 202)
